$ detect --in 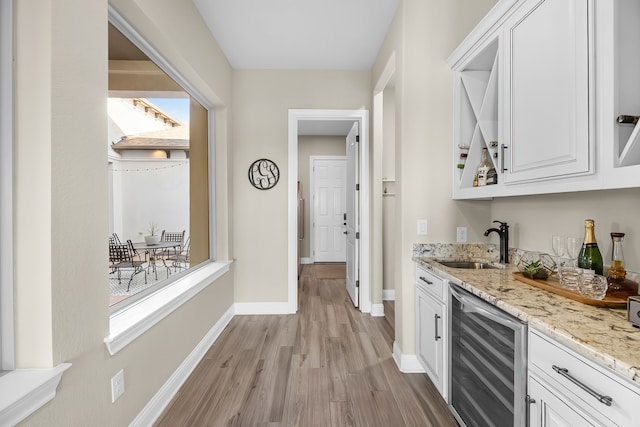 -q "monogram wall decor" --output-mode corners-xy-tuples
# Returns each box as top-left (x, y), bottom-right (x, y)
(248, 158), (280, 190)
